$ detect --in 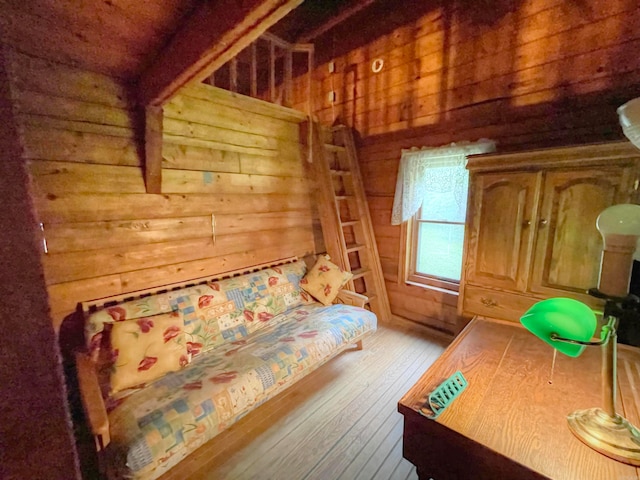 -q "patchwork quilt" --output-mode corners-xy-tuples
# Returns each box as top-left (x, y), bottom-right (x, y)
(105, 303), (377, 479)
